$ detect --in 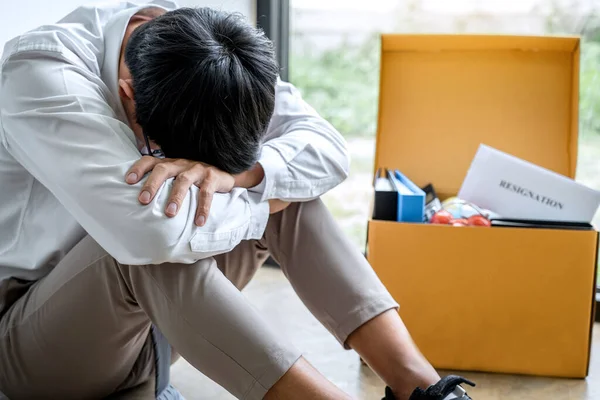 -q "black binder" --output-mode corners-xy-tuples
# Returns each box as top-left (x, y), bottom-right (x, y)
(372, 168), (398, 221)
